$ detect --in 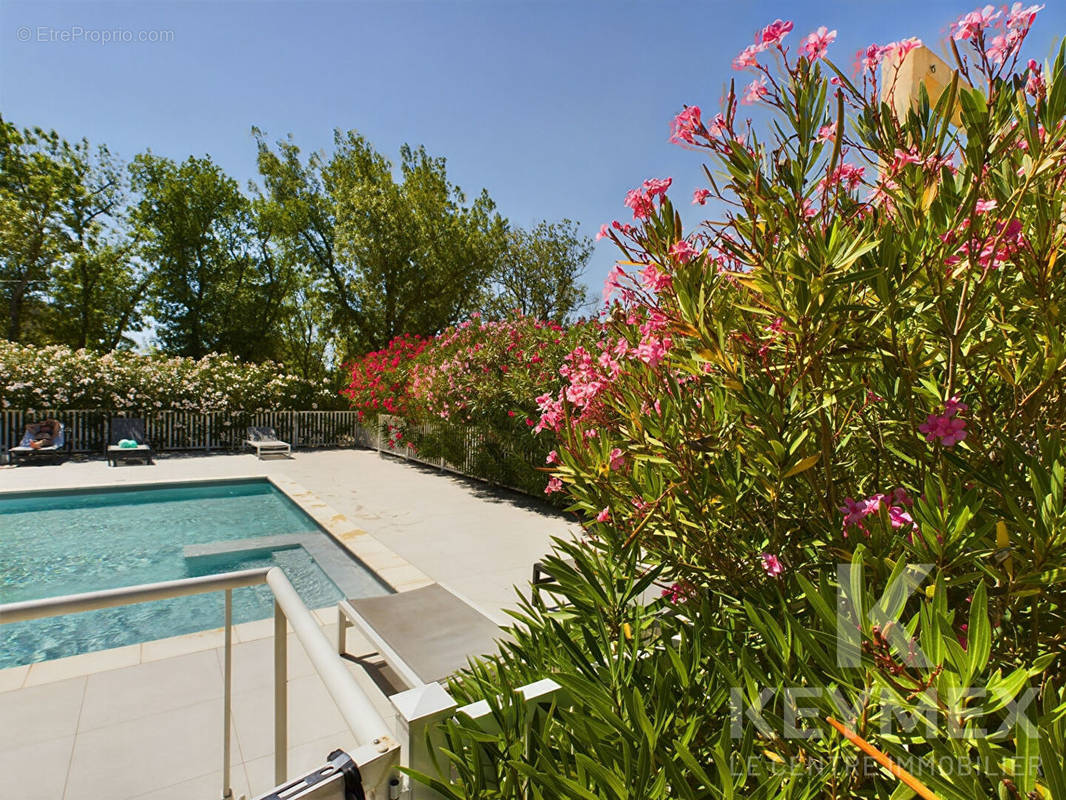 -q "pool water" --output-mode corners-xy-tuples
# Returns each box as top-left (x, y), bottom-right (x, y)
(0, 479), (380, 668)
